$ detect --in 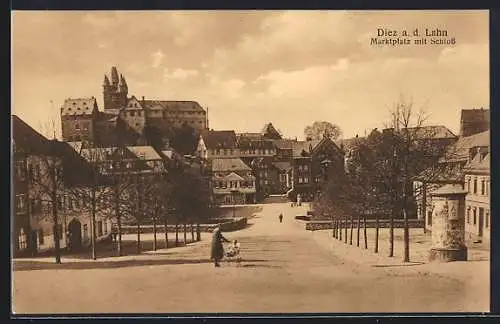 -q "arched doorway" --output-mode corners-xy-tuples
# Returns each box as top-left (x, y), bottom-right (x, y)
(68, 218), (82, 252)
